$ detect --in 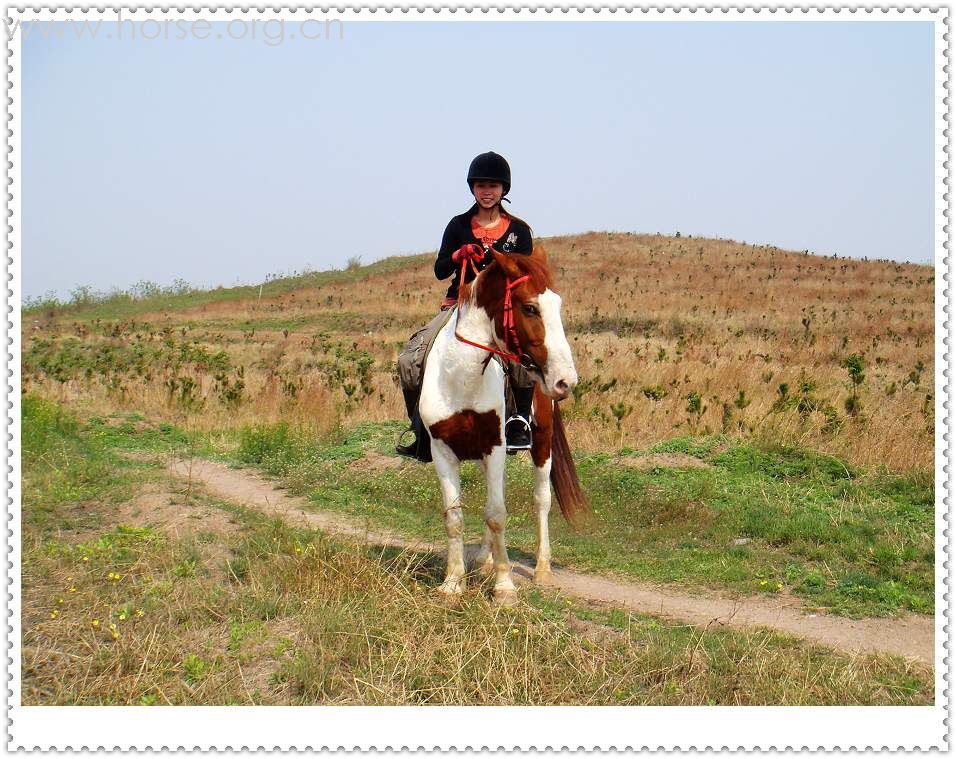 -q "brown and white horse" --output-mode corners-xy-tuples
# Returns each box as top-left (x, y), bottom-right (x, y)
(418, 245), (590, 602)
